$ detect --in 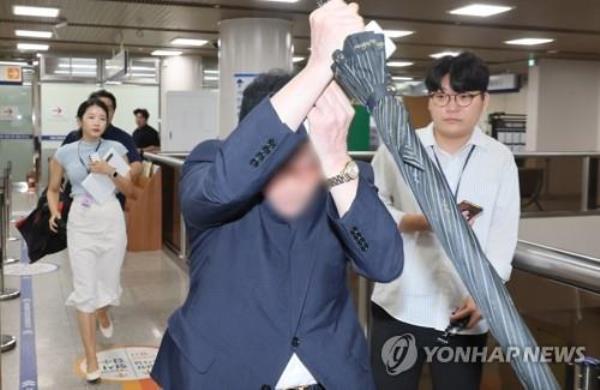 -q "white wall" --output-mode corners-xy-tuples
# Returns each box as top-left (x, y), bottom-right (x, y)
(520, 215), (600, 257)
(108, 84), (159, 134)
(526, 59), (600, 152)
(40, 83), (159, 145)
(486, 83), (528, 116)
